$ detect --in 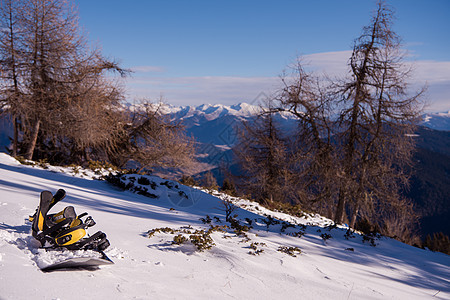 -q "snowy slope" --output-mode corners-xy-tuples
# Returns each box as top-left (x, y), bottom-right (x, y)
(0, 153), (449, 299)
